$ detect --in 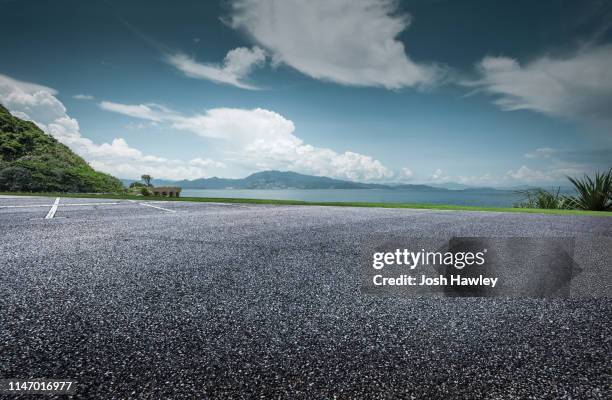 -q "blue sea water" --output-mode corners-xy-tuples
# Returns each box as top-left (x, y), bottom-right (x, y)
(181, 188), (528, 208)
